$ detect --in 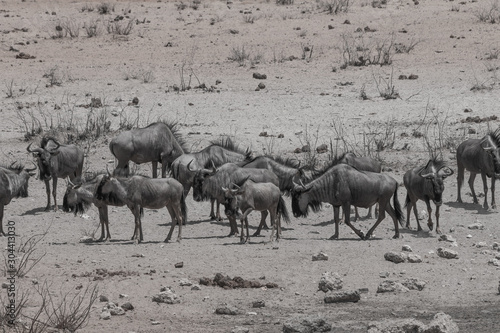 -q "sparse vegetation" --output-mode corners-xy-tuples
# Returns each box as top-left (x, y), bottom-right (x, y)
(340, 33), (395, 69)
(84, 19), (102, 37)
(228, 45), (251, 66)
(317, 0), (351, 15)
(394, 38), (420, 54)
(474, 0), (500, 23)
(43, 66), (64, 87)
(242, 14), (257, 23)
(373, 68), (400, 100)
(107, 18), (134, 35)
(97, 2), (114, 15)
(276, 0), (294, 5)
(5, 79), (14, 98)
